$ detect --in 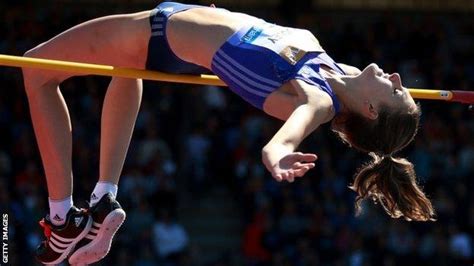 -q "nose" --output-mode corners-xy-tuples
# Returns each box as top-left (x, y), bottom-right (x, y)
(388, 73), (400, 81)
(389, 73), (402, 86)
